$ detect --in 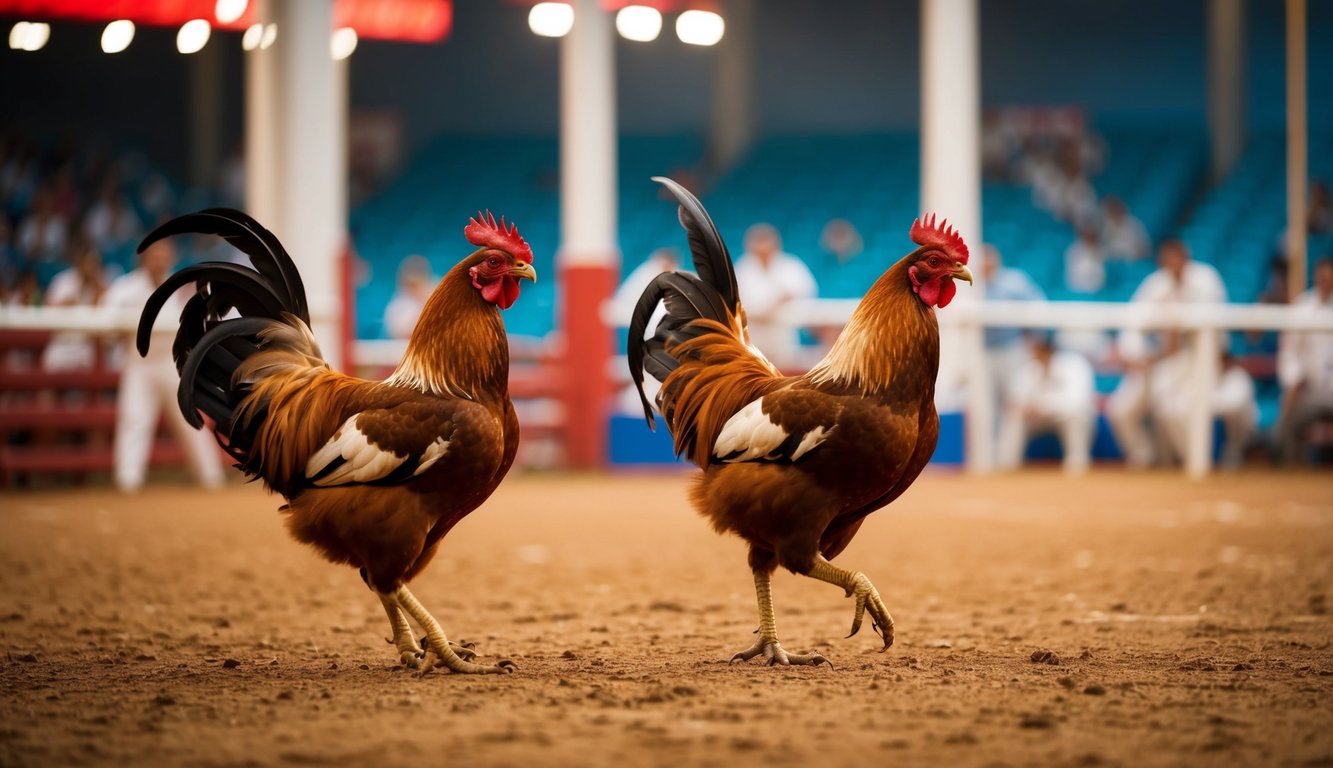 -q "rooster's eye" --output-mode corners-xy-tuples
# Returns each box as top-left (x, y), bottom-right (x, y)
(928, 256), (940, 267)
(487, 256), (502, 268)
